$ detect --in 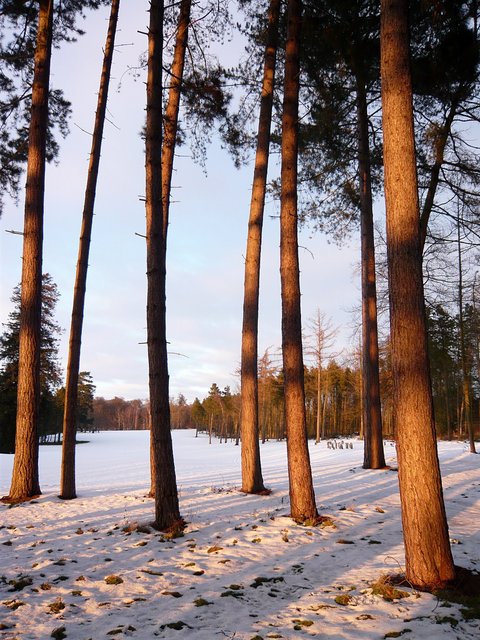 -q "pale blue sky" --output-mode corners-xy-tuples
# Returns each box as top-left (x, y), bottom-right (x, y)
(0, 3), (362, 402)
